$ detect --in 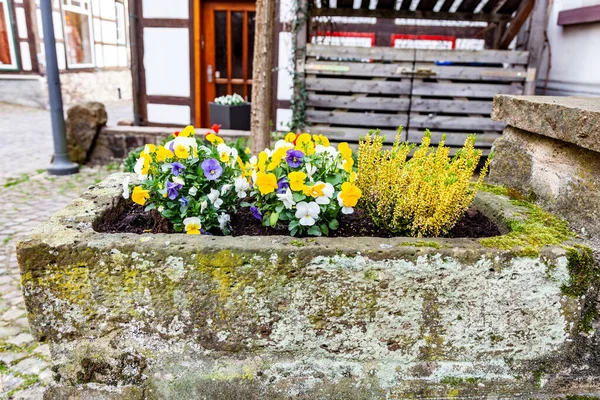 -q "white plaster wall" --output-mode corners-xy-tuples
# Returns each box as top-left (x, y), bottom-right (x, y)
(276, 108), (293, 131)
(19, 42), (31, 70)
(538, 0), (600, 96)
(142, 0), (189, 19)
(143, 28), (190, 97)
(147, 104), (191, 125)
(277, 32), (293, 101)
